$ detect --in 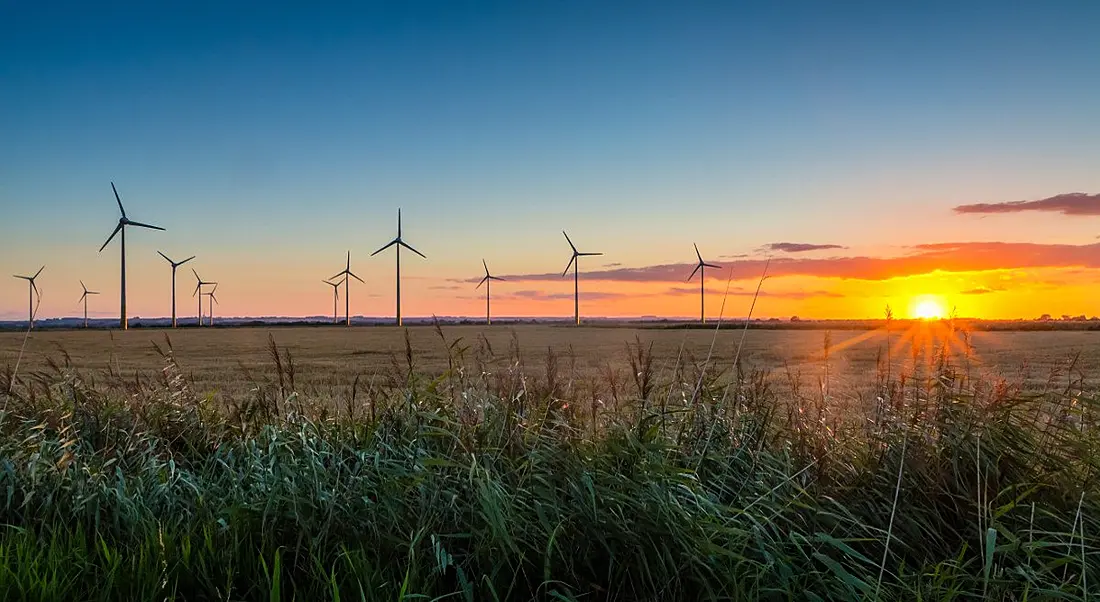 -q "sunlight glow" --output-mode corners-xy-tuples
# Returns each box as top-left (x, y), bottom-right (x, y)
(910, 295), (947, 320)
